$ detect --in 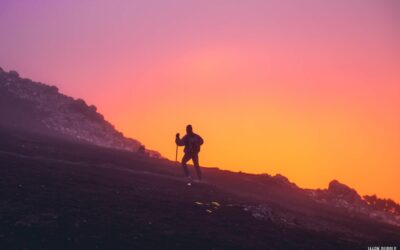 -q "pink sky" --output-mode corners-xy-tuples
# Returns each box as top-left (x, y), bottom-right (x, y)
(1, 0), (400, 202)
